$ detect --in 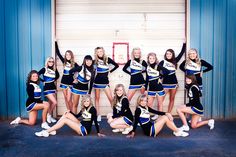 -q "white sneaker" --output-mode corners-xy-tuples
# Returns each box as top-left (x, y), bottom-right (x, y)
(50, 116), (57, 123)
(122, 126), (133, 135)
(97, 115), (102, 122)
(112, 128), (124, 133)
(49, 130), (56, 135)
(10, 117), (21, 125)
(41, 122), (50, 129)
(151, 115), (159, 121)
(208, 119), (215, 130)
(35, 130), (49, 137)
(173, 130), (189, 137)
(179, 125), (190, 131)
(47, 114), (52, 124)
